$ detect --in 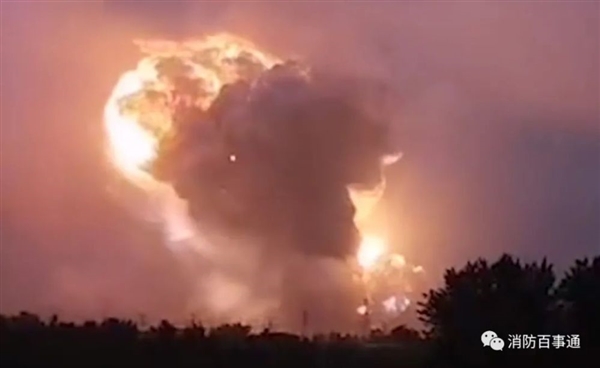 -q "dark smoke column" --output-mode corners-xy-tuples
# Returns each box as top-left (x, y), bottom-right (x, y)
(153, 63), (394, 259)
(148, 60), (396, 331)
